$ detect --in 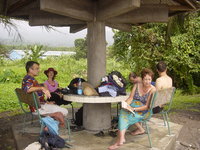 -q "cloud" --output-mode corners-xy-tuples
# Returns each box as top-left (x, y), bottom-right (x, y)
(0, 19), (114, 47)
